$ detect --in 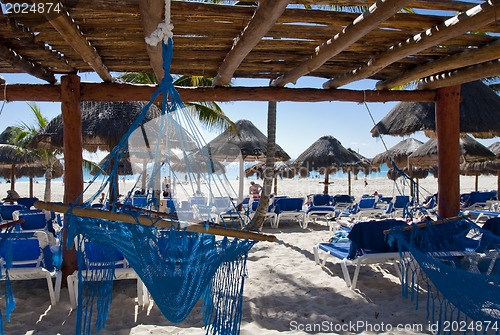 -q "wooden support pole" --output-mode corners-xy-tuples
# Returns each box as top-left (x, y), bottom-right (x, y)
(10, 164), (14, 192)
(0, 83), (437, 103)
(323, 172), (329, 195)
(348, 170), (352, 196)
(29, 176), (34, 198)
(436, 85), (461, 219)
(34, 201), (277, 243)
(61, 74), (83, 282)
